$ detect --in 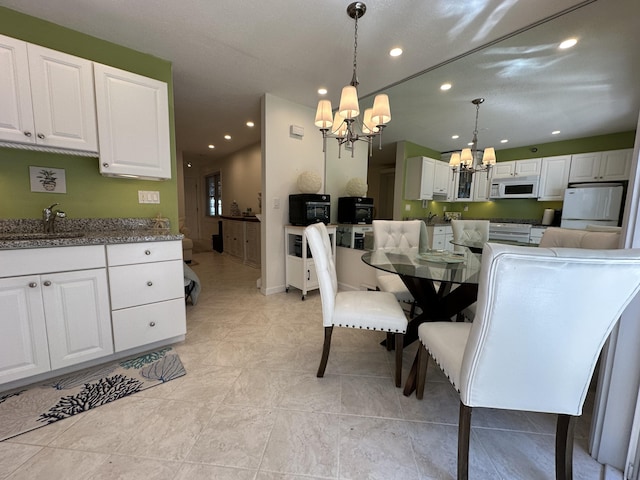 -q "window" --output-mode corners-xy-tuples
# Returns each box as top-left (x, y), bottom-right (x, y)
(206, 172), (222, 216)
